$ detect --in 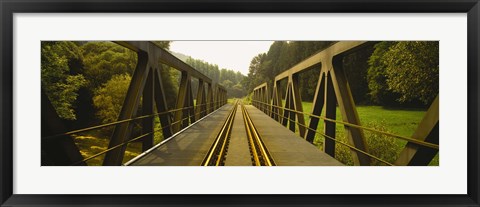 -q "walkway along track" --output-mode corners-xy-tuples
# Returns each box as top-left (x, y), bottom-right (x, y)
(202, 100), (275, 166)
